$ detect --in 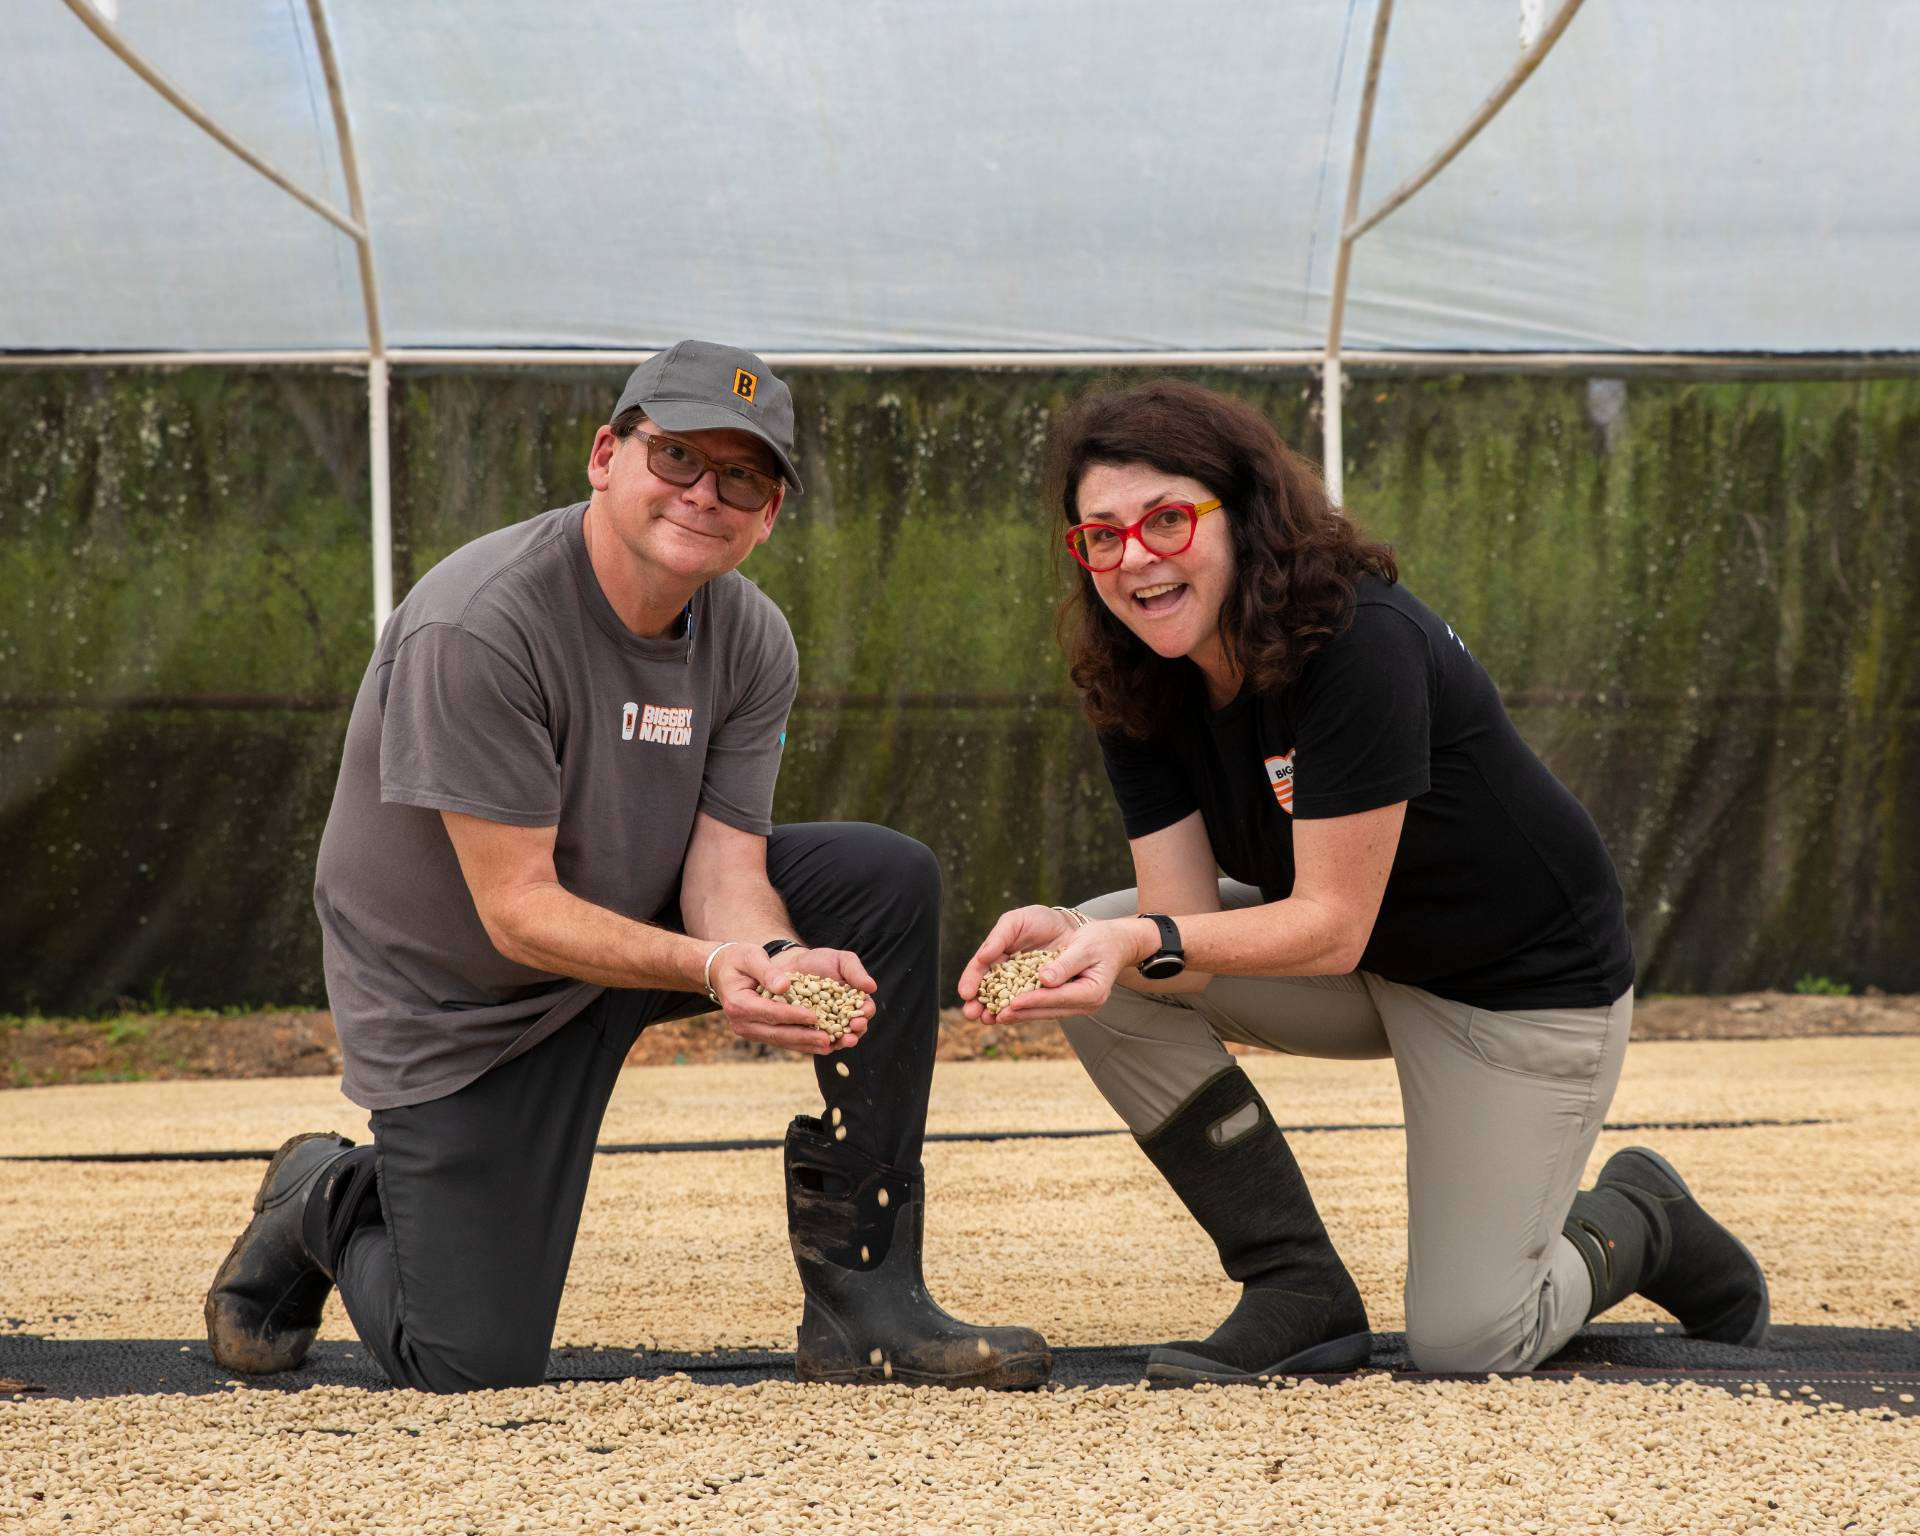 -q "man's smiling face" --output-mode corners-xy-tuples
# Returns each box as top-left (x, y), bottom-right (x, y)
(588, 420), (784, 590)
